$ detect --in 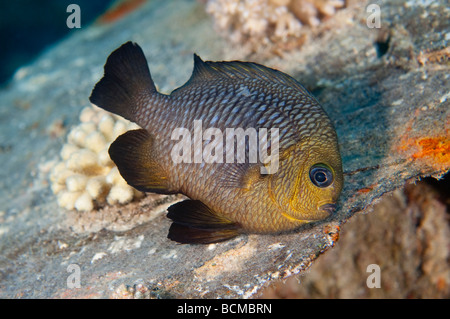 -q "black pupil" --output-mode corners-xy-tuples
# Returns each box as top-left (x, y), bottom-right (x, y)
(315, 171), (327, 183)
(310, 165), (333, 187)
